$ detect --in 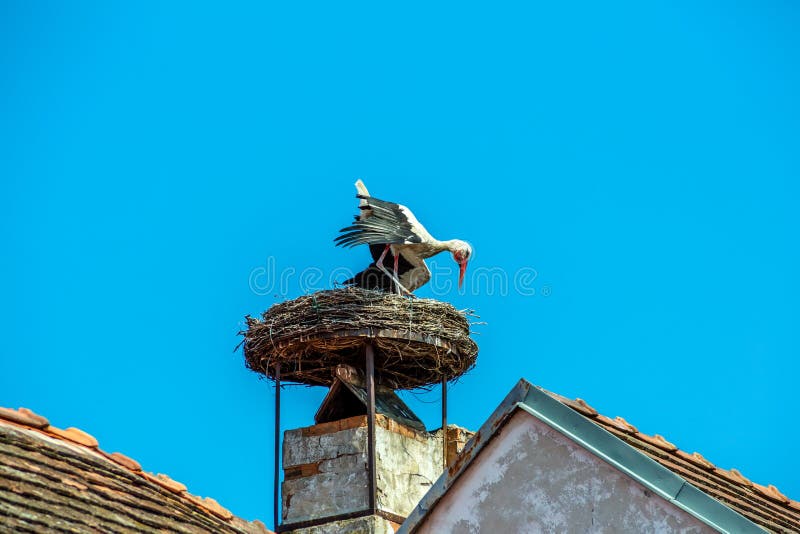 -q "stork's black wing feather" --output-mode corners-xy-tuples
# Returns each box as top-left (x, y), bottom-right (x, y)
(334, 194), (423, 248)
